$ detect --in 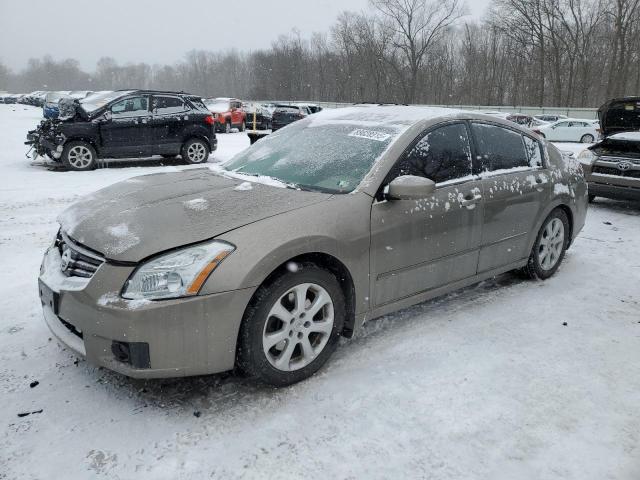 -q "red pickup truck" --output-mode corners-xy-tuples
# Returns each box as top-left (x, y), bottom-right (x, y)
(203, 97), (247, 133)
